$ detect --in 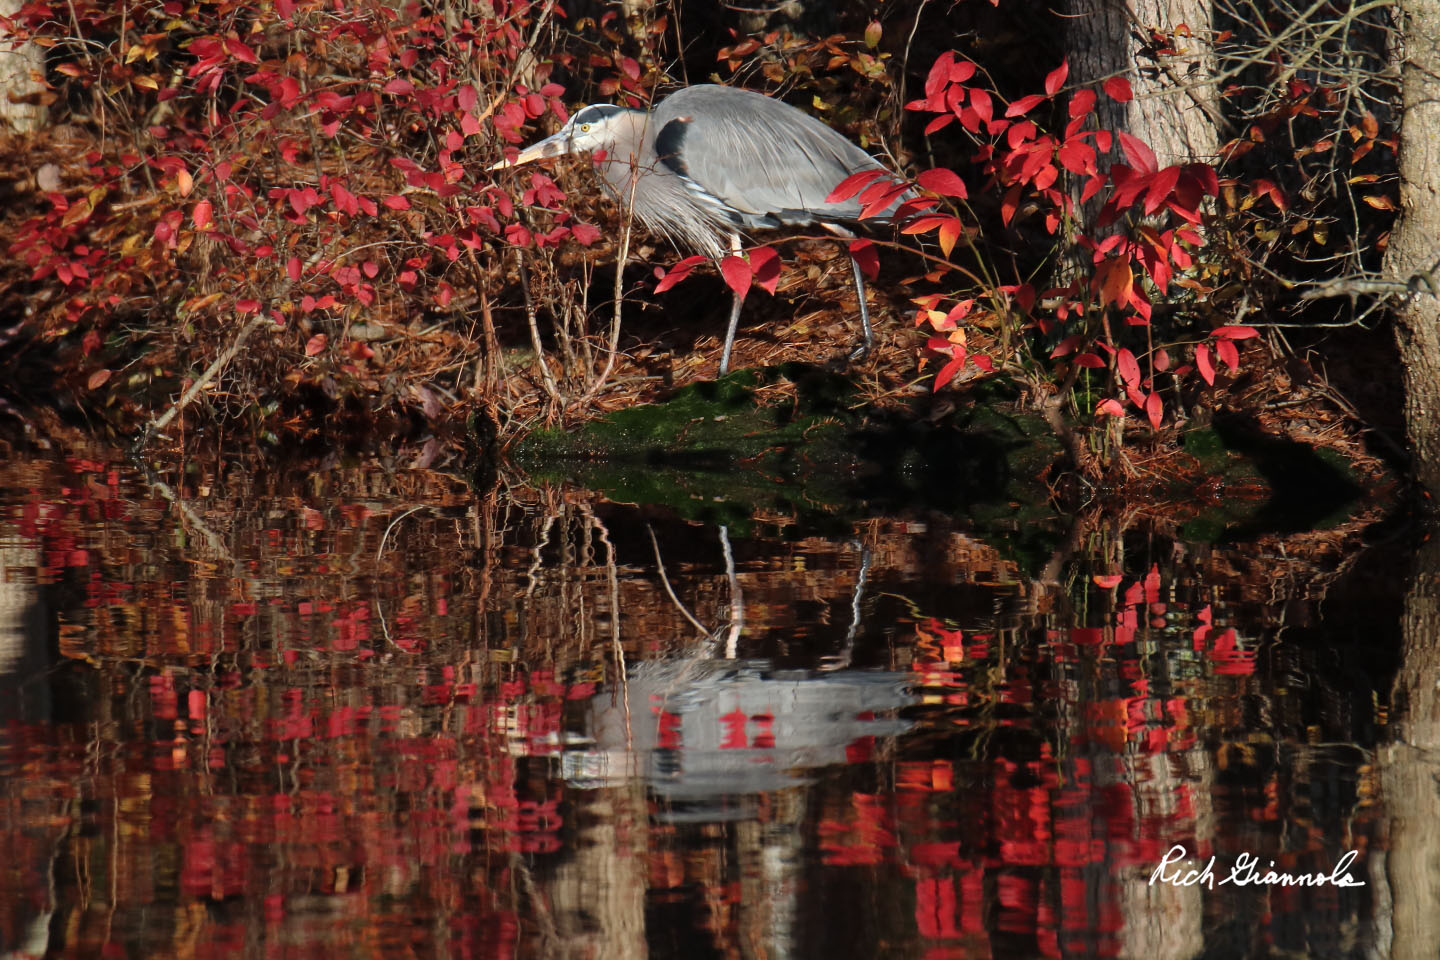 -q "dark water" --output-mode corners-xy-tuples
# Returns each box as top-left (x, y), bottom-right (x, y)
(0, 448), (1415, 958)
